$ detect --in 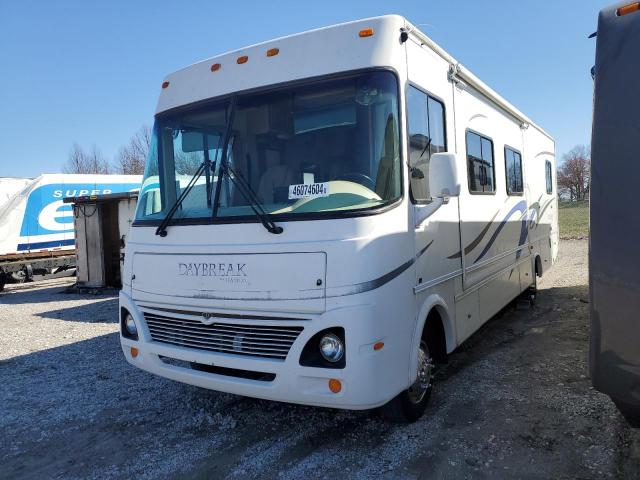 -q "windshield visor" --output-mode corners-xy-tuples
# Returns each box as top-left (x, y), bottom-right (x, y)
(135, 70), (401, 224)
